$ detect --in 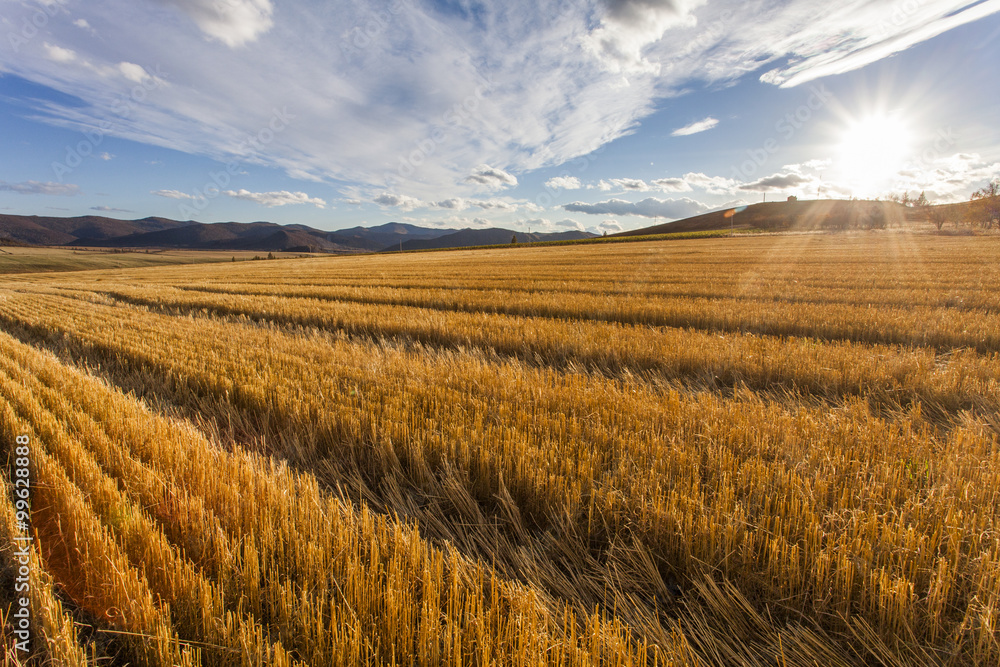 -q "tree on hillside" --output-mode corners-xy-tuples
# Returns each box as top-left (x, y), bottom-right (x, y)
(969, 179), (1000, 229)
(929, 207), (949, 231)
(511, 234), (518, 244)
(866, 201), (887, 230)
(912, 190), (931, 227)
